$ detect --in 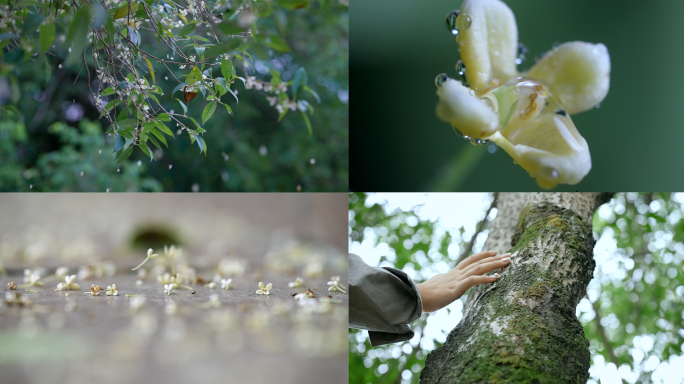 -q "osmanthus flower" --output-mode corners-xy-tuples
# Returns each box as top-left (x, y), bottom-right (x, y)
(164, 284), (176, 296)
(288, 277), (305, 288)
(256, 282), (272, 295)
(106, 284), (118, 296)
(435, 0), (610, 189)
(55, 275), (80, 291)
(327, 276), (347, 293)
(18, 273), (43, 288)
(132, 248), (158, 271)
(85, 284), (102, 296)
(220, 278), (233, 290)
